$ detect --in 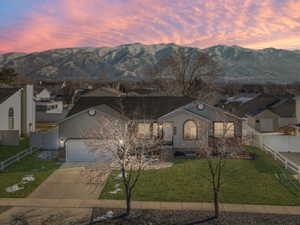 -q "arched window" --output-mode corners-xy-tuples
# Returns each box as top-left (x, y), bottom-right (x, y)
(183, 120), (197, 140)
(8, 107), (14, 130)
